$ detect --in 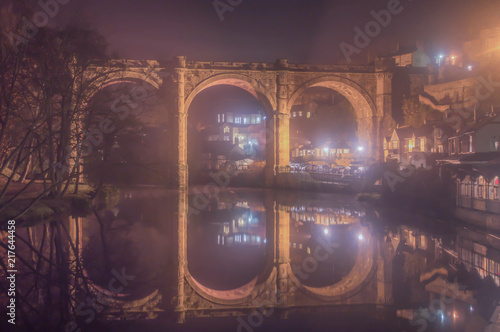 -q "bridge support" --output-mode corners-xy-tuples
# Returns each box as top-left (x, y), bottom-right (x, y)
(265, 68), (291, 187)
(170, 57), (189, 189)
